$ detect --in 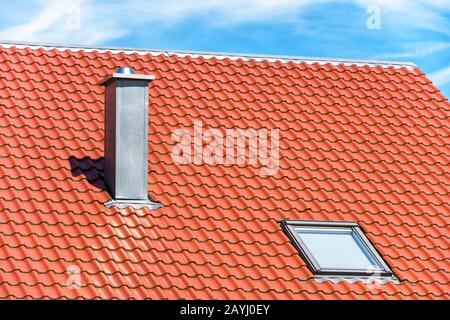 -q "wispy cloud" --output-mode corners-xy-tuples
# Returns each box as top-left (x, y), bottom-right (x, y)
(0, 0), (449, 45)
(0, 0), (125, 44)
(430, 66), (450, 86)
(0, 0), (66, 41)
(373, 42), (450, 59)
(354, 0), (450, 35)
(0, 0), (314, 45)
